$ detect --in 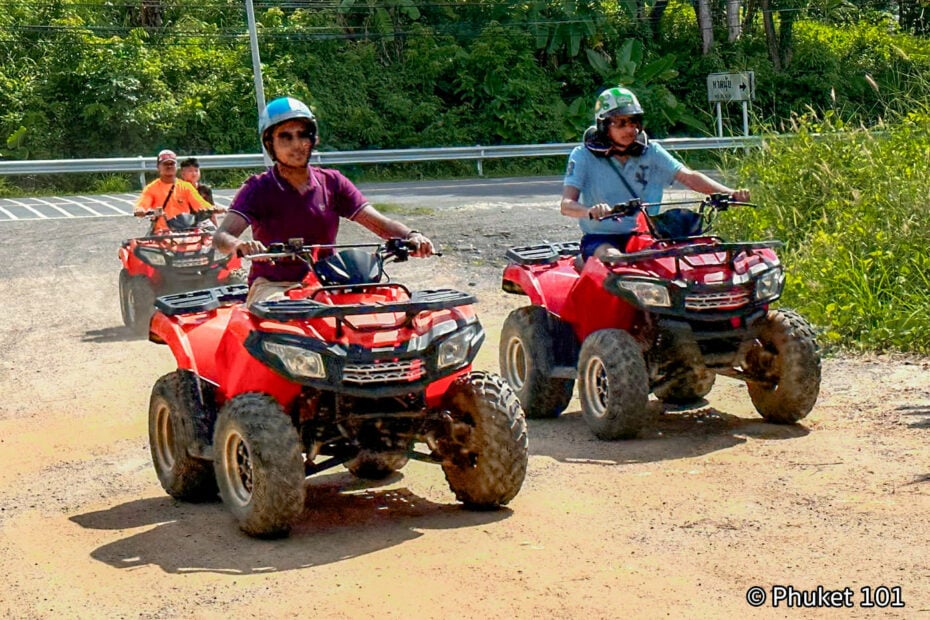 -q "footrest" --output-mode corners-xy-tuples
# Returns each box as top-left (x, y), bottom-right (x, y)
(505, 241), (580, 265)
(155, 284), (249, 316)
